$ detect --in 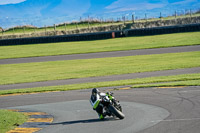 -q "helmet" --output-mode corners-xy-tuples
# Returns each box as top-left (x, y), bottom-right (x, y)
(92, 88), (99, 95)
